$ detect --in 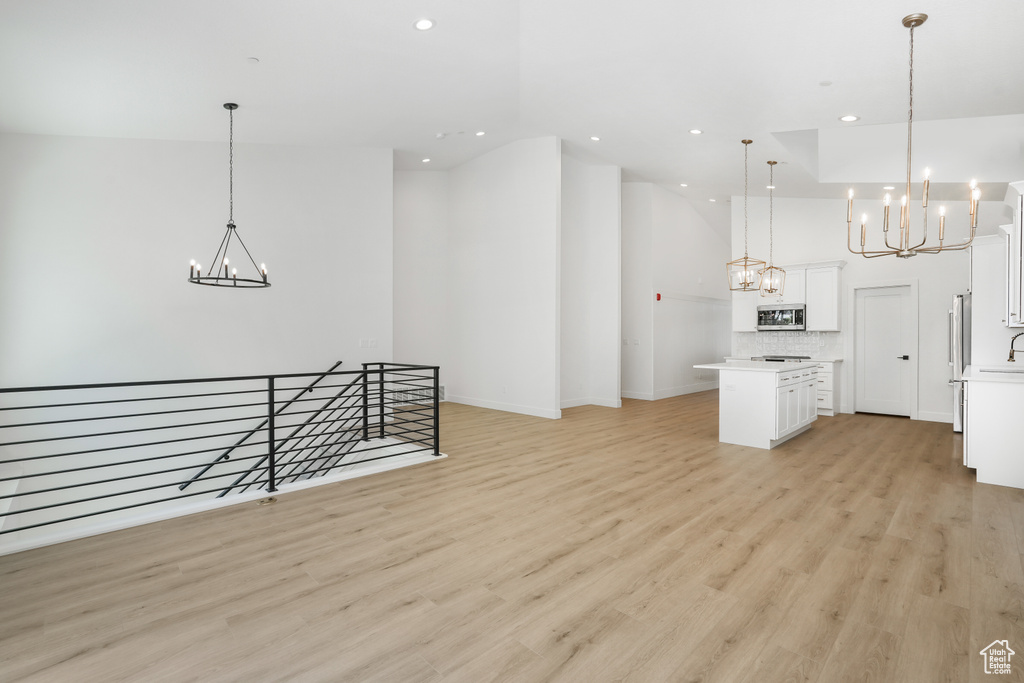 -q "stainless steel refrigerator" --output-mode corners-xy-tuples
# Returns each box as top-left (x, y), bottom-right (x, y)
(950, 294), (971, 433)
